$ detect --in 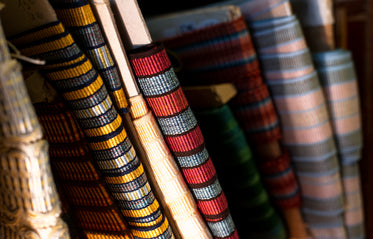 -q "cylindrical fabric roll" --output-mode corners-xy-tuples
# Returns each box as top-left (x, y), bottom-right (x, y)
(8, 18), (174, 239)
(290, 0), (335, 52)
(50, 0), (129, 115)
(194, 104), (290, 239)
(313, 49), (365, 239)
(146, 10), (307, 237)
(129, 94), (213, 238)
(0, 14), (70, 237)
(34, 99), (134, 238)
(249, 15), (347, 238)
(129, 43), (239, 239)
